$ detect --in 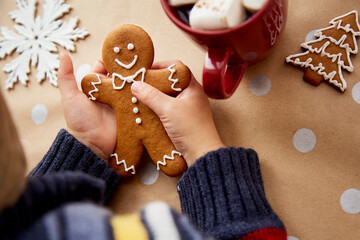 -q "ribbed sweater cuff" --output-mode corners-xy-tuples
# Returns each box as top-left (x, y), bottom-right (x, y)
(177, 147), (285, 240)
(29, 129), (121, 204)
